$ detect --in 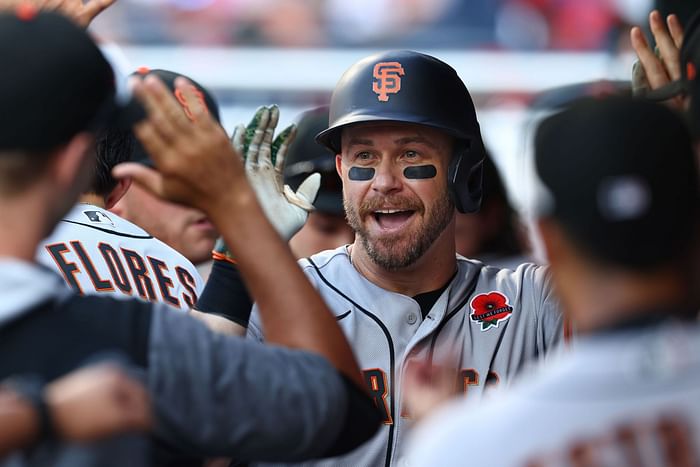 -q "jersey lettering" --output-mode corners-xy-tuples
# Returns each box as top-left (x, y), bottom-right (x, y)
(176, 266), (198, 308)
(46, 241), (192, 306)
(526, 415), (697, 467)
(121, 248), (157, 301)
(98, 243), (132, 294)
(45, 243), (83, 294)
(149, 256), (180, 308)
(460, 368), (479, 395)
(363, 368), (392, 425)
(71, 241), (113, 292)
